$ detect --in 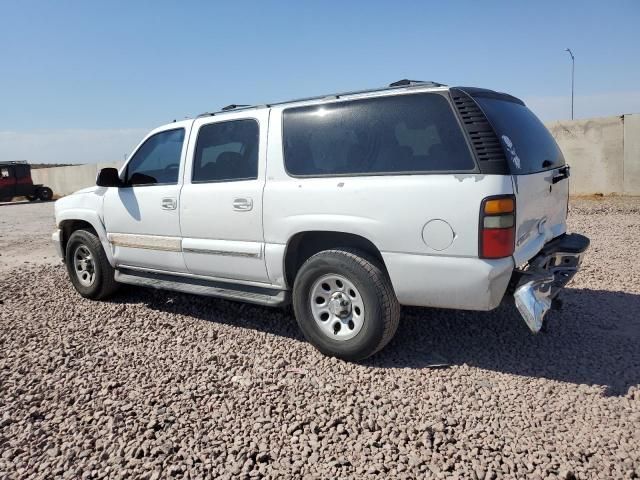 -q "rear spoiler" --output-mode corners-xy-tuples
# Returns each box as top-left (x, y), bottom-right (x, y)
(452, 86), (525, 106)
